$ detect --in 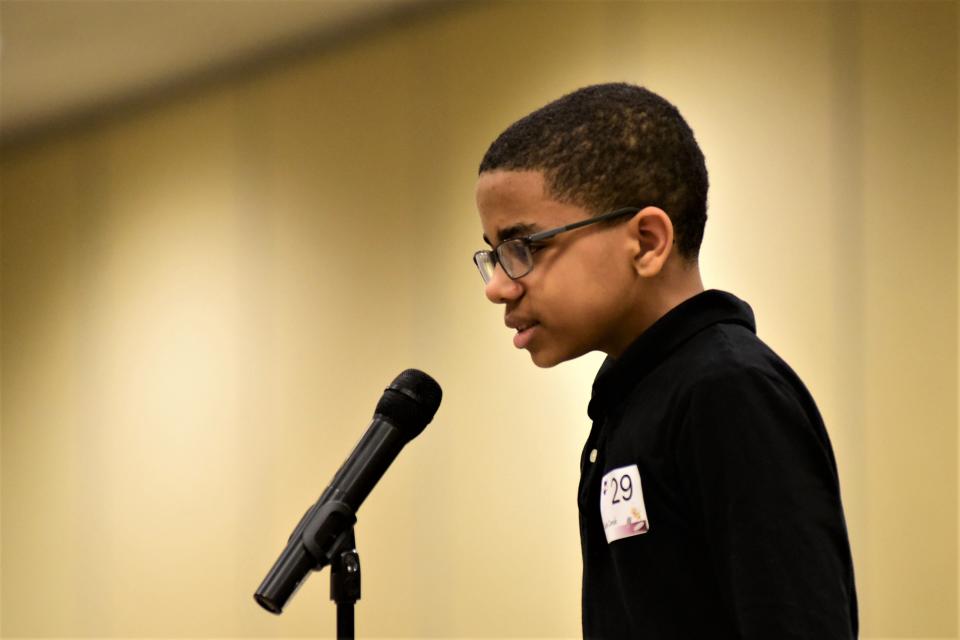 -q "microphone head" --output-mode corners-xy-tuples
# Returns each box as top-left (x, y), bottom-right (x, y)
(375, 369), (442, 441)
